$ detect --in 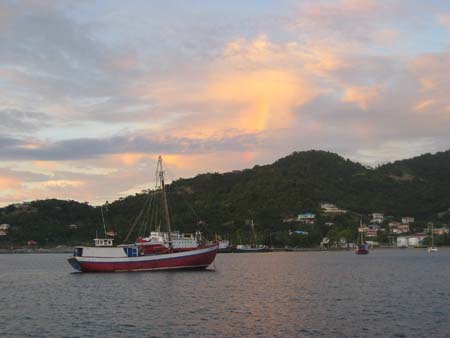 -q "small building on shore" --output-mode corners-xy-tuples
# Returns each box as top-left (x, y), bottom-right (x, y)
(291, 230), (309, 235)
(391, 223), (410, 234)
(370, 213), (384, 224)
(397, 233), (427, 248)
(320, 203), (346, 214)
(401, 217), (415, 224)
(433, 227), (449, 235)
(67, 224), (78, 230)
(297, 212), (316, 224)
(0, 224), (10, 236)
(397, 236), (408, 248)
(362, 224), (380, 238)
